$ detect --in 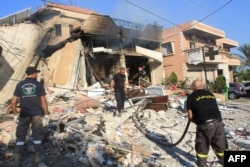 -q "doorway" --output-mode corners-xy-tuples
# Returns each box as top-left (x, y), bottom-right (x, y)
(126, 56), (150, 86)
